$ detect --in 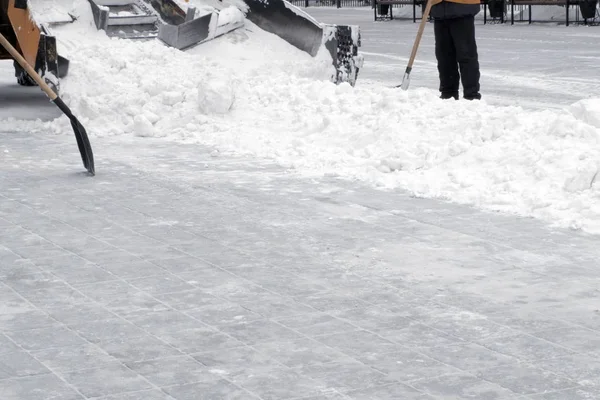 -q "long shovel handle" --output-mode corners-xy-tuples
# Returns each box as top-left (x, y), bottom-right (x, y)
(0, 33), (58, 101)
(405, 0), (434, 74)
